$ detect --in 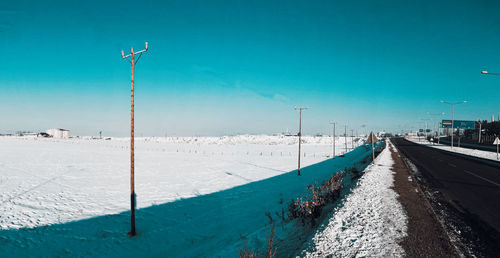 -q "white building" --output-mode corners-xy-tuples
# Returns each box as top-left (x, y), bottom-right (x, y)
(46, 128), (70, 139)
